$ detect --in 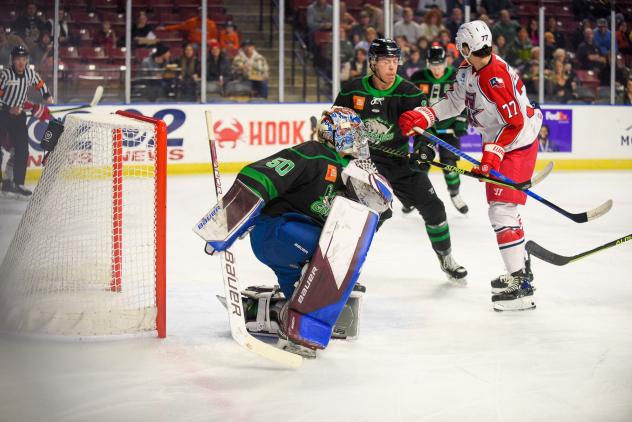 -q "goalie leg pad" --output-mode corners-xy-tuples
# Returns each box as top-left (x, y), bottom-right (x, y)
(285, 196), (378, 350)
(249, 213), (322, 299)
(193, 180), (264, 253)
